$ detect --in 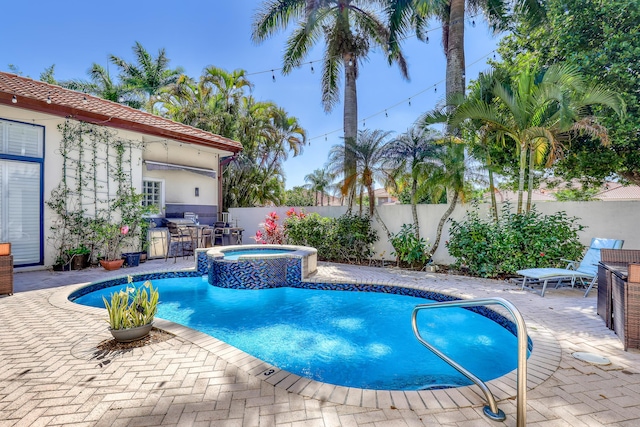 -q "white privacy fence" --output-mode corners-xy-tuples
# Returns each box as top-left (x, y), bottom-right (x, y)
(230, 201), (640, 264)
